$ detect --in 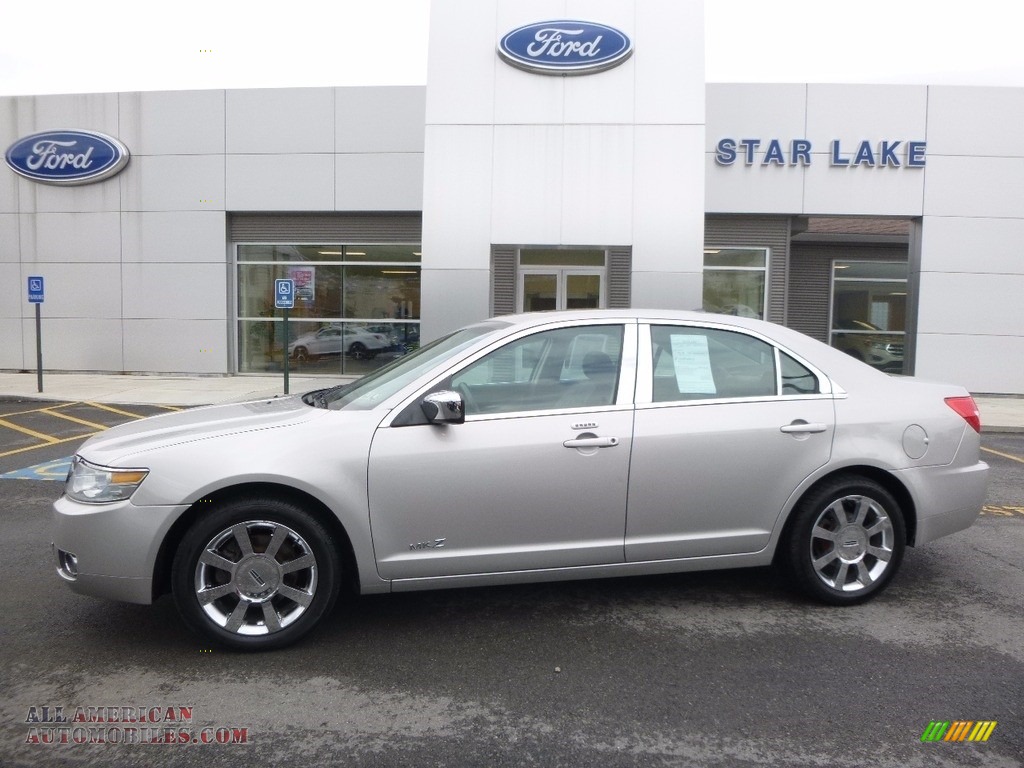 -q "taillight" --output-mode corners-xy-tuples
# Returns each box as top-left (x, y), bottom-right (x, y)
(945, 396), (982, 433)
